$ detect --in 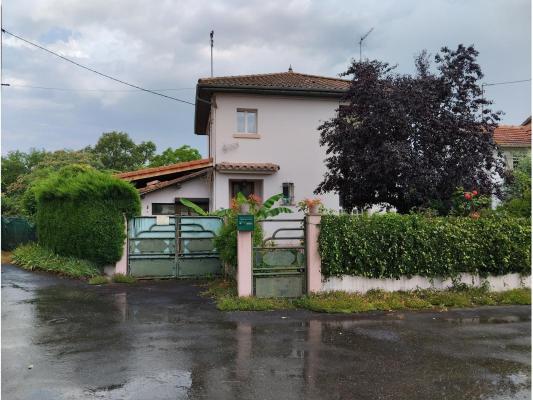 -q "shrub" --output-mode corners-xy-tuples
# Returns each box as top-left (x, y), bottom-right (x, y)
(88, 275), (109, 285)
(32, 165), (140, 265)
(112, 273), (137, 284)
(12, 243), (99, 278)
(319, 213), (531, 279)
(214, 214), (263, 267)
